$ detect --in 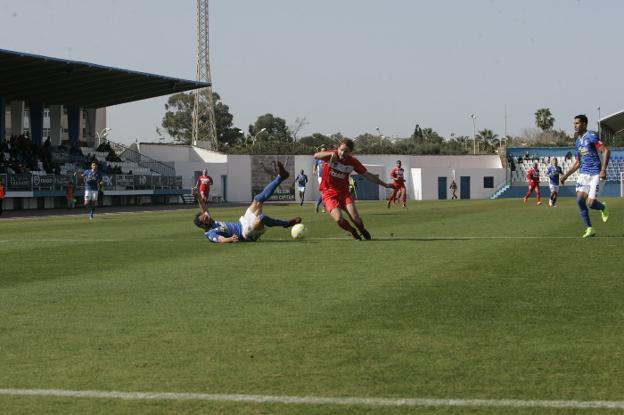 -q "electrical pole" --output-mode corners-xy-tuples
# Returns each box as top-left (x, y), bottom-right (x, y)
(192, 0), (217, 150)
